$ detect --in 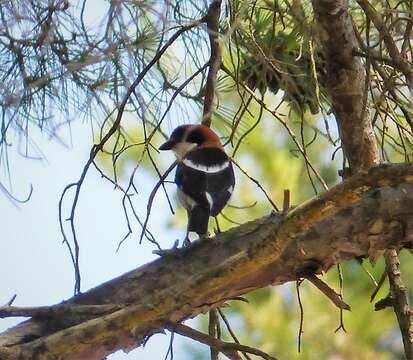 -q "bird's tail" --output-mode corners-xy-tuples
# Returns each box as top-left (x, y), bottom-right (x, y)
(188, 206), (210, 235)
